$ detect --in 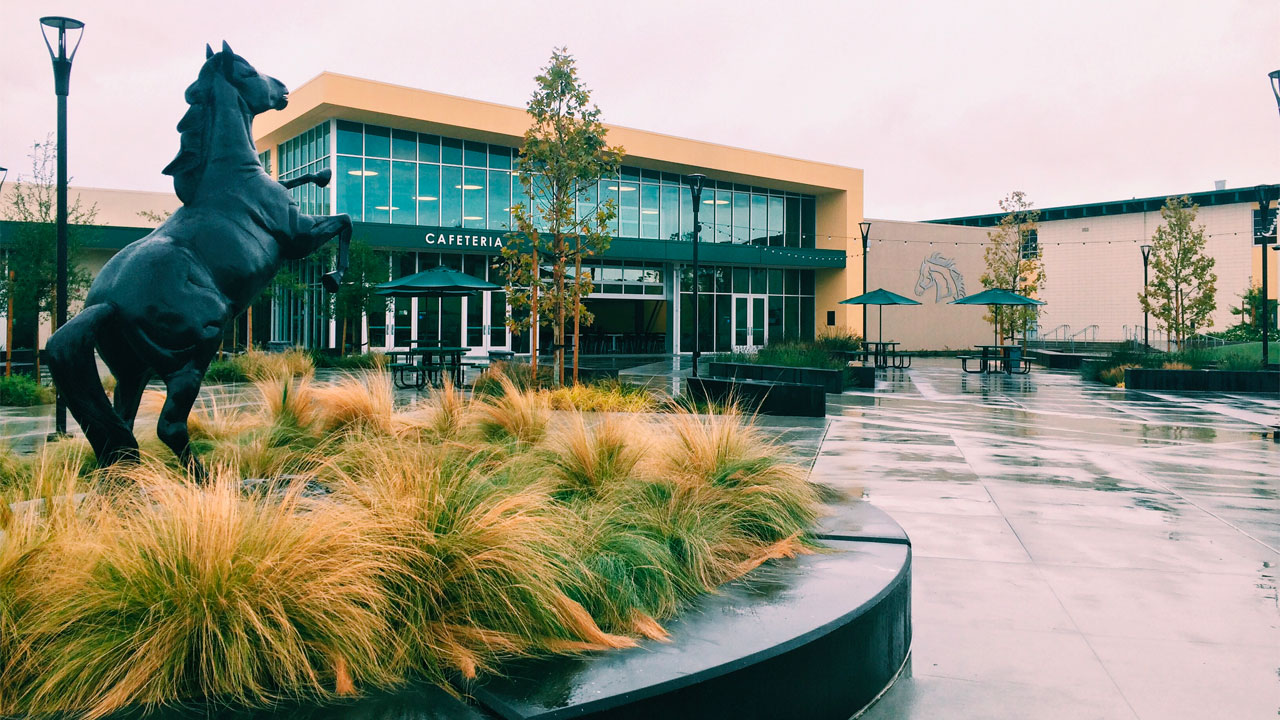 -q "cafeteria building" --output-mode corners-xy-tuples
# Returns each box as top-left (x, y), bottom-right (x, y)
(247, 73), (864, 357)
